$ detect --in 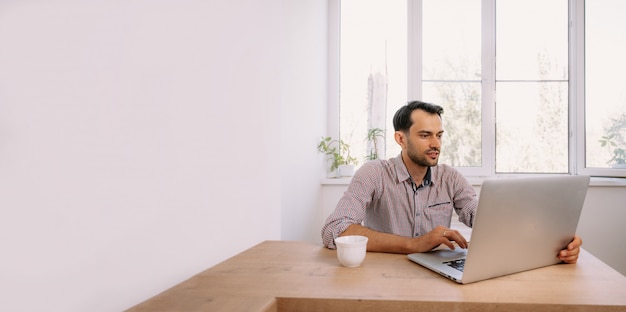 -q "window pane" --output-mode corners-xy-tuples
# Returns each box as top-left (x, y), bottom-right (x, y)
(496, 0), (568, 80)
(423, 0), (481, 81)
(495, 0), (568, 173)
(423, 82), (482, 167)
(585, 0), (626, 169)
(421, 0), (482, 168)
(340, 0), (406, 164)
(496, 82), (568, 173)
